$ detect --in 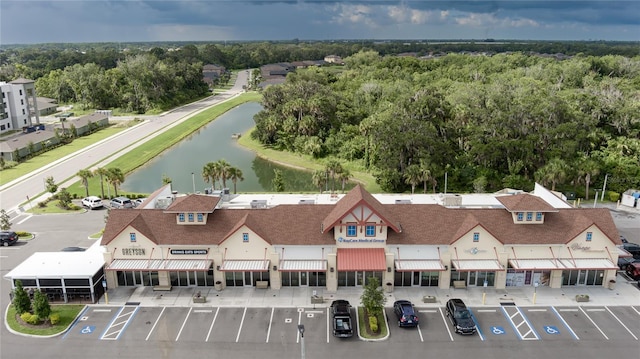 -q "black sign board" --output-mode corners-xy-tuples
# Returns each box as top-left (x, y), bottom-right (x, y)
(170, 249), (208, 255)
